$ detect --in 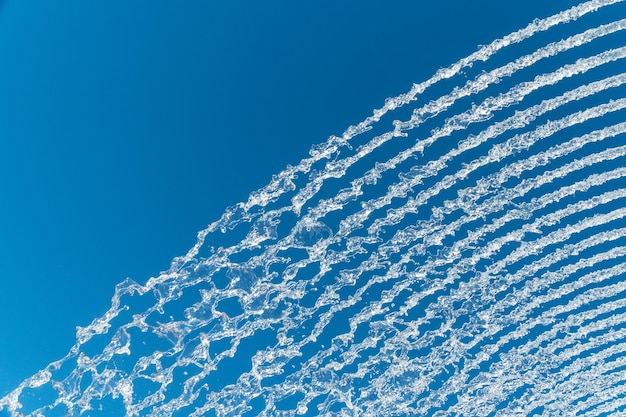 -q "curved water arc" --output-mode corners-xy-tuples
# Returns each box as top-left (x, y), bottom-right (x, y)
(1, 1), (626, 416)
